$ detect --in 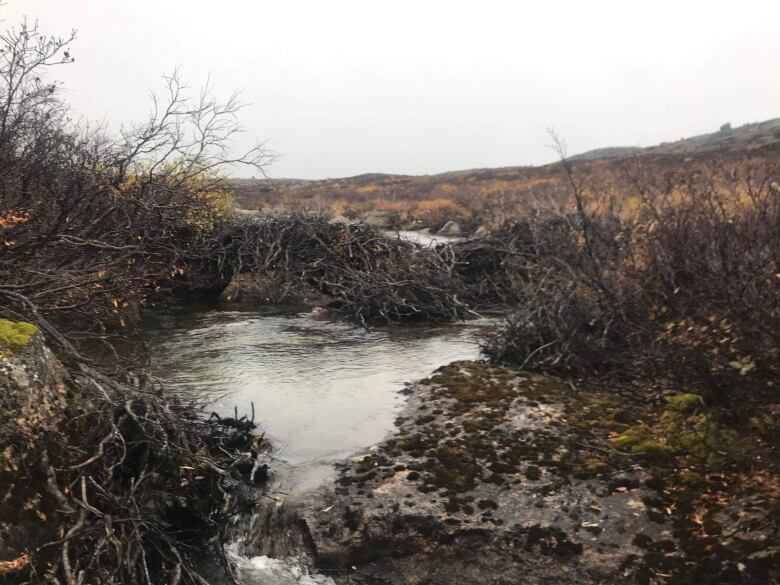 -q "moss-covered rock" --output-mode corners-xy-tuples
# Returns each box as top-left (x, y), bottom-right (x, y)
(662, 410), (741, 466)
(665, 393), (704, 414)
(0, 319), (37, 351)
(301, 359), (779, 585)
(610, 392), (744, 467)
(610, 427), (676, 460)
